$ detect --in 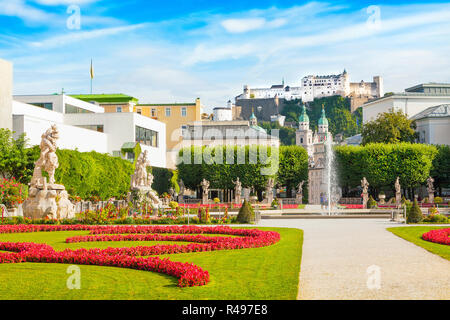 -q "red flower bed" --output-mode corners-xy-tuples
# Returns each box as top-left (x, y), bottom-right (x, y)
(0, 225), (280, 287)
(421, 228), (450, 246)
